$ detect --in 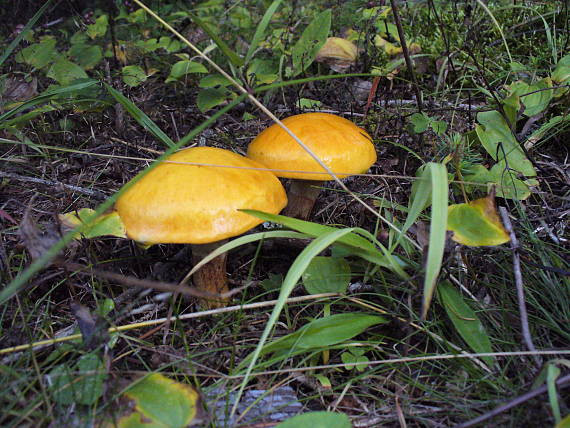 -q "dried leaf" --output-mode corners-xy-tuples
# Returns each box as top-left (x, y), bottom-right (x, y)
(315, 37), (358, 72)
